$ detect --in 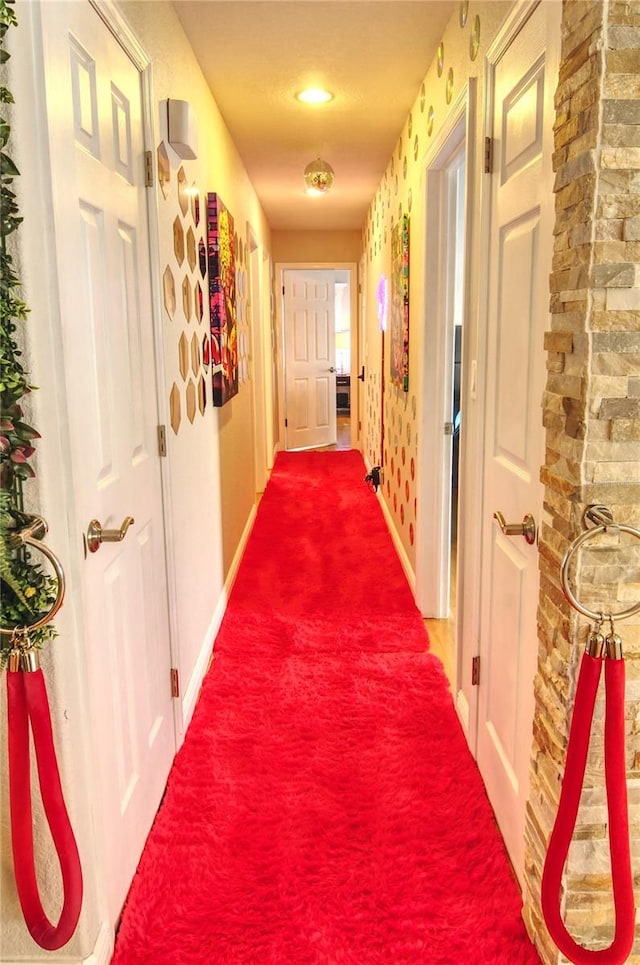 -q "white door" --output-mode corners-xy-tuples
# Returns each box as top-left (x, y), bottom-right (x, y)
(357, 255), (367, 446)
(42, 0), (176, 923)
(283, 269), (337, 450)
(477, 2), (559, 883)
